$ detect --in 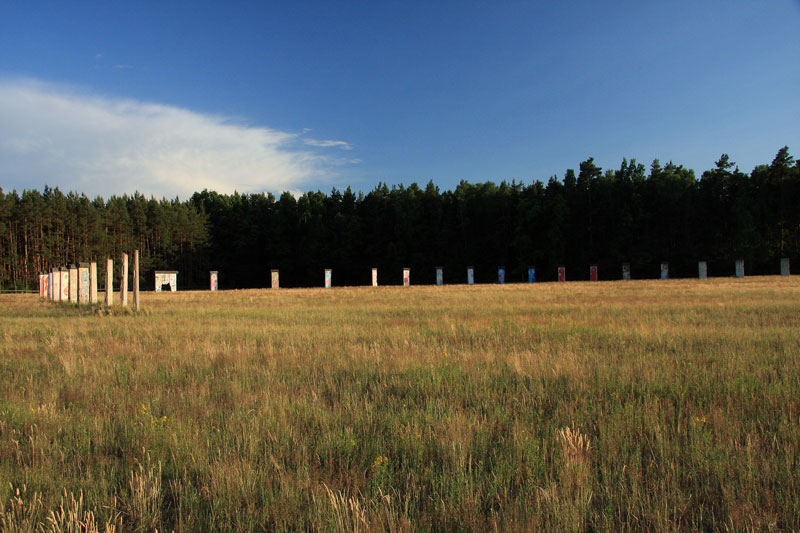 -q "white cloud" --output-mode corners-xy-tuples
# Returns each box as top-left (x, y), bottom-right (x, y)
(0, 78), (356, 199)
(303, 138), (353, 150)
